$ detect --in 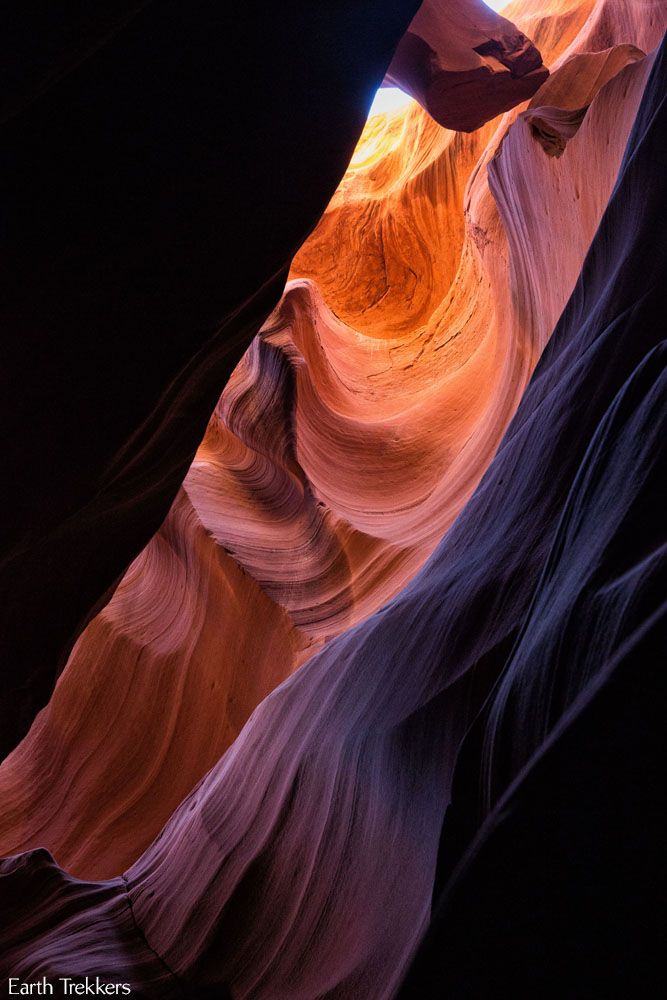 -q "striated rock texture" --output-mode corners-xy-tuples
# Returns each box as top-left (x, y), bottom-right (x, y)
(0, 0), (556, 879)
(1, 1), (665, 998)
(523, 43), (644, 155)
(0, 0), (424, 758)
(0, 0), (662, 887)
(1, 0), (659, 883)
(400, 42), (667, 998)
